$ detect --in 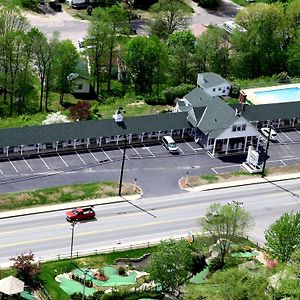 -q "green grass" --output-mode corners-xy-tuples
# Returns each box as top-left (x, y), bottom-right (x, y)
(39, 246), (157, 300)
(201, 174), (219, 184)
(0, 181), (134, 211)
